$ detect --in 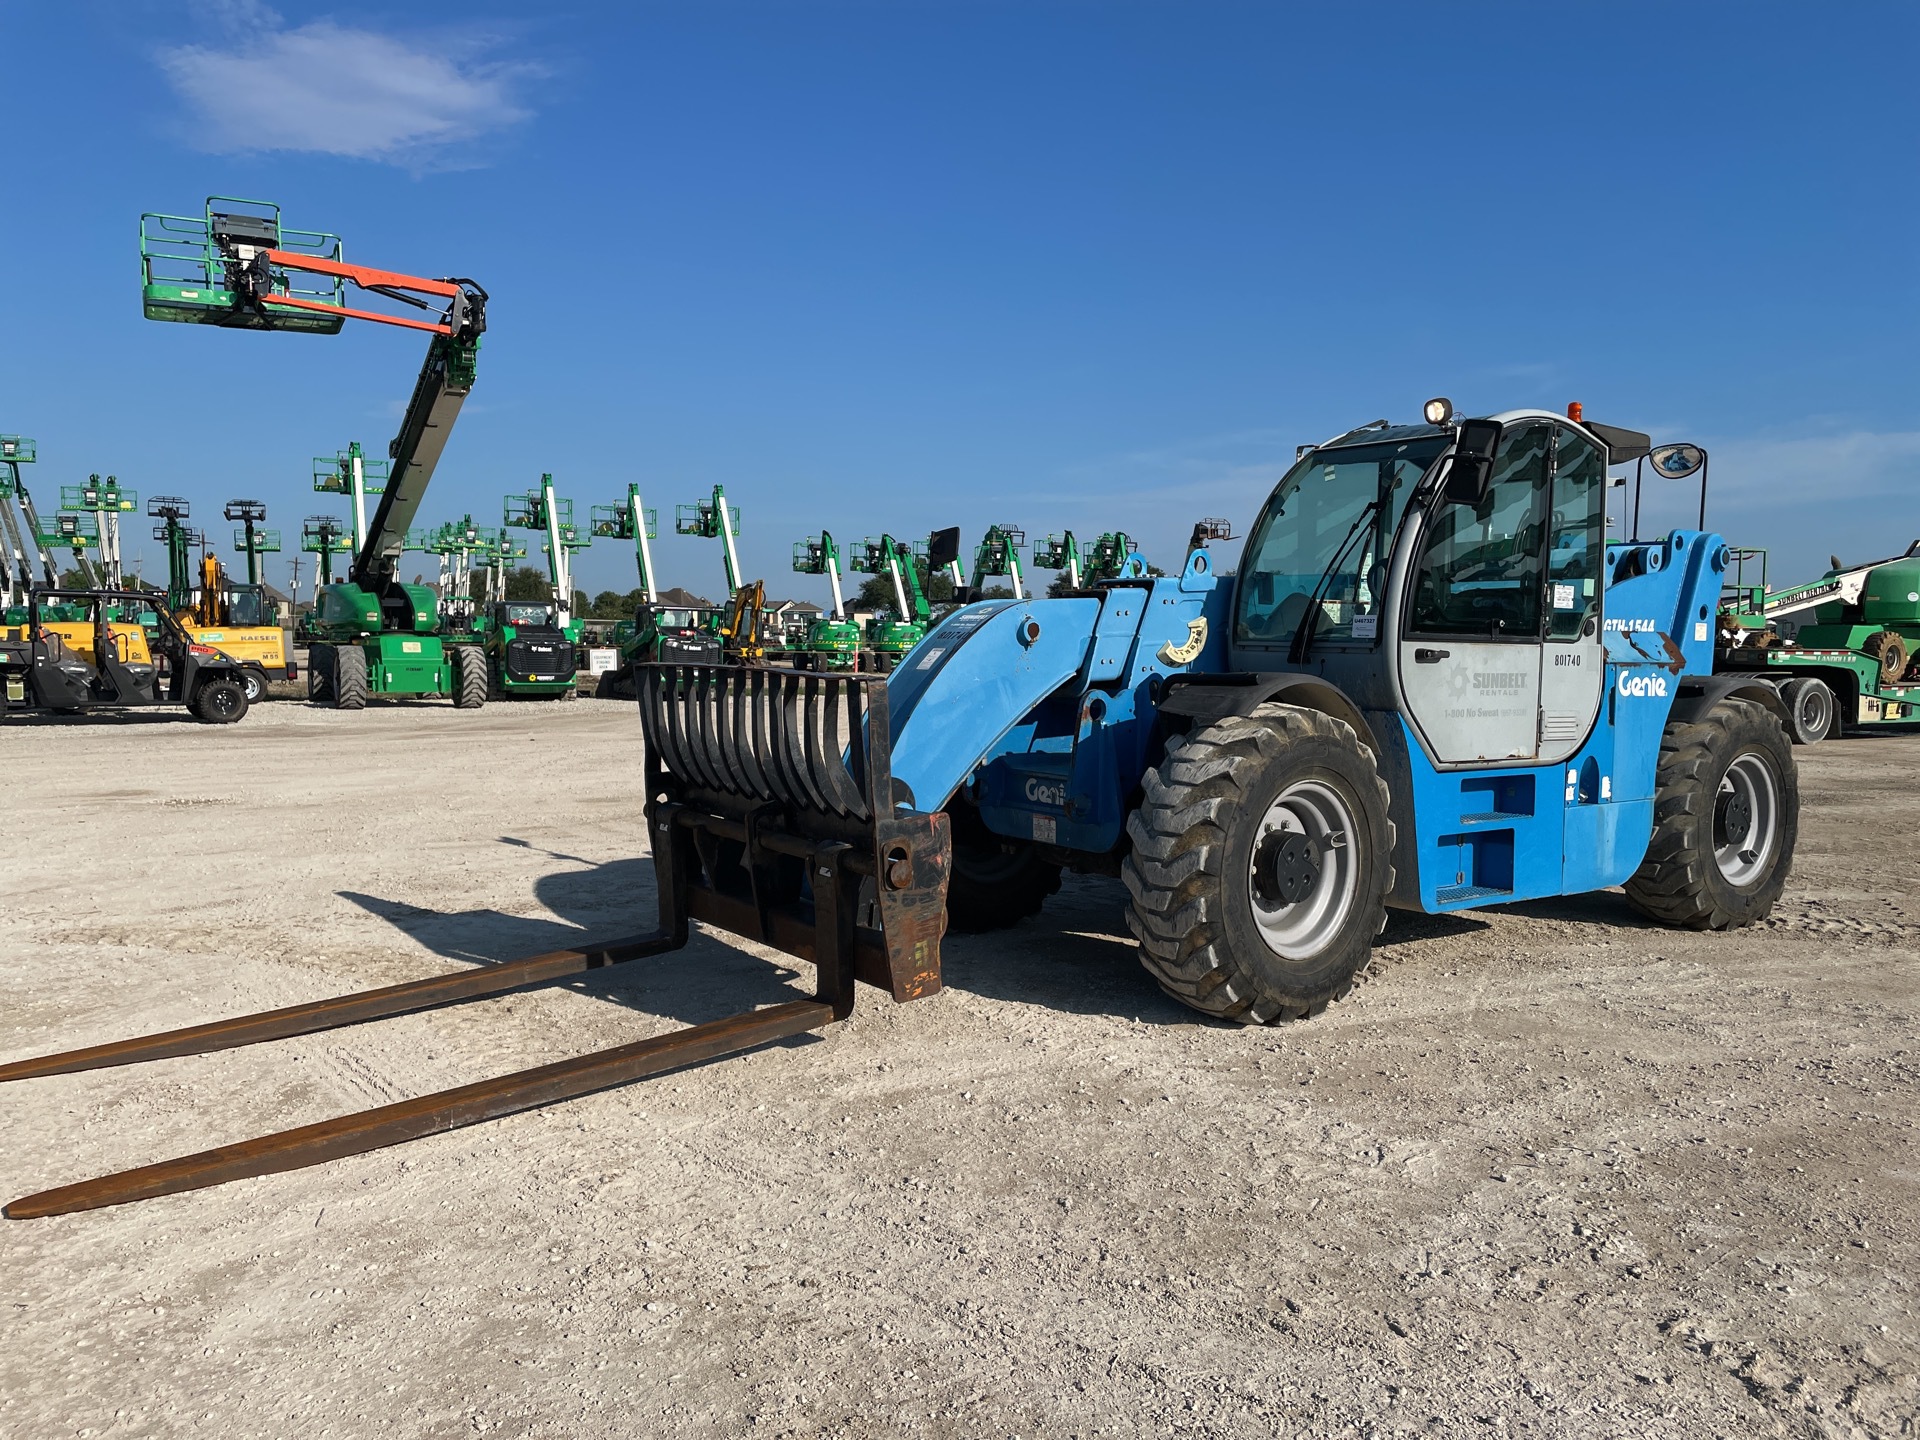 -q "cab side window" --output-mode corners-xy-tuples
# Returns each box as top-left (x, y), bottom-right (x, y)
(1545, 428), (1606, 640)
(1409, 423), (1552, 637)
